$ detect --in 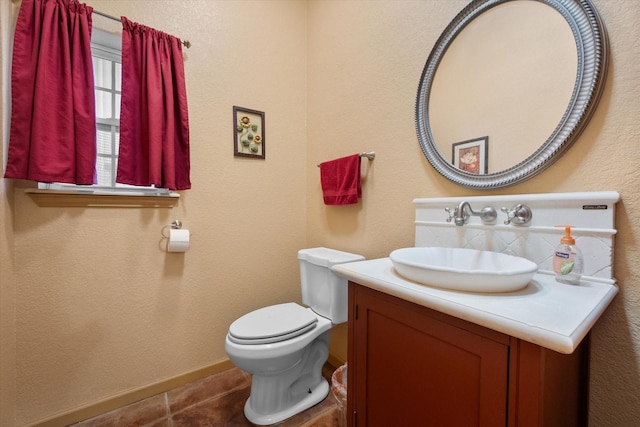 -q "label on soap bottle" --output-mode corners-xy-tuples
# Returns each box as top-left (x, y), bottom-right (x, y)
(554, 251), (575, 275)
